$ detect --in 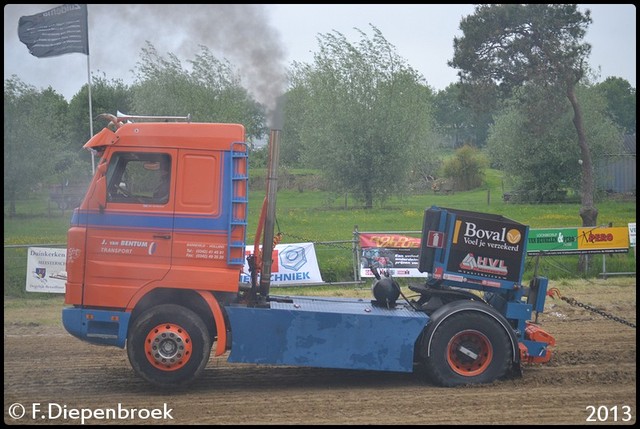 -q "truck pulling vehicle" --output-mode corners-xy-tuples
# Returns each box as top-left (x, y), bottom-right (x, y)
(62, 113), (555, 388)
